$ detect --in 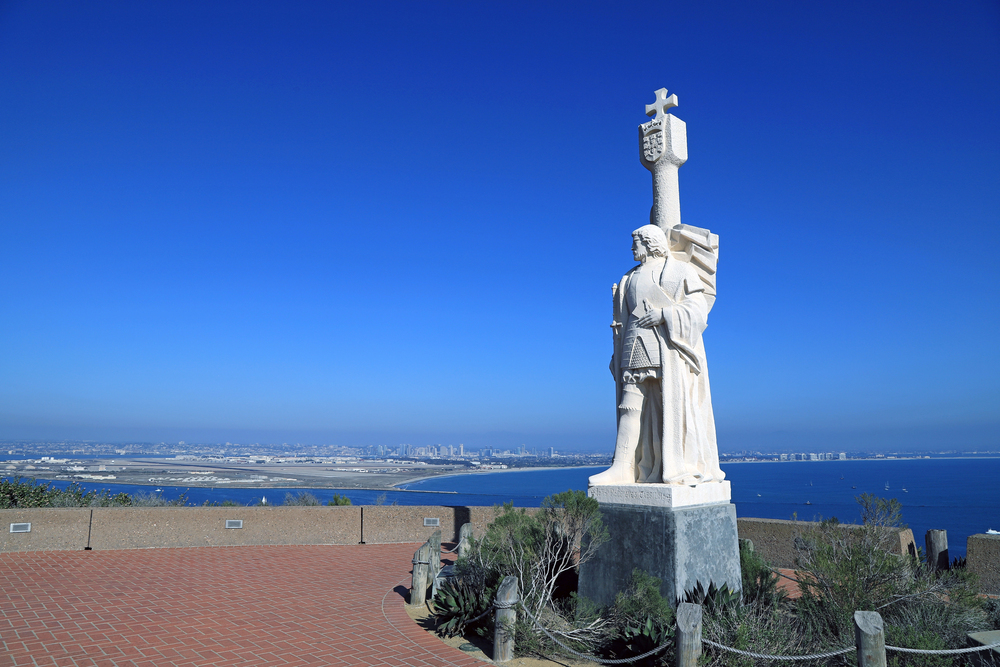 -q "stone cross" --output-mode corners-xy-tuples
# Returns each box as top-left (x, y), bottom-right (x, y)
(645, 88), (678, 119)
(638, 87), (688, 232)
